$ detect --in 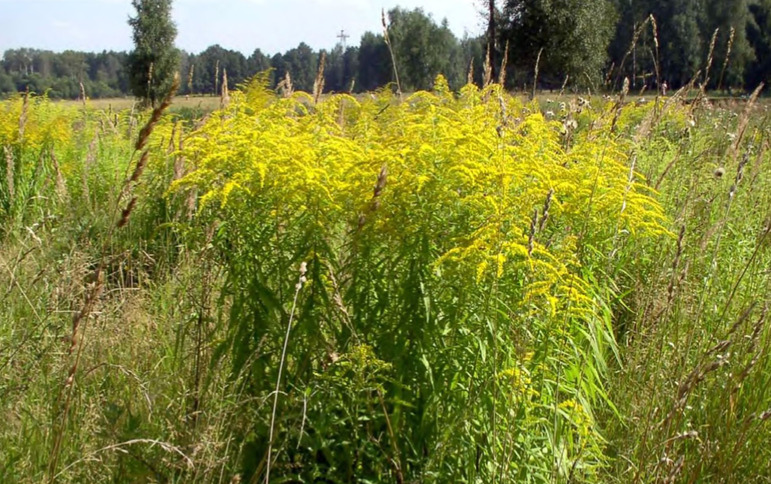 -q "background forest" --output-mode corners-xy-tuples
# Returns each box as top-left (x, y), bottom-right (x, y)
(3, 0), (771, 99)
